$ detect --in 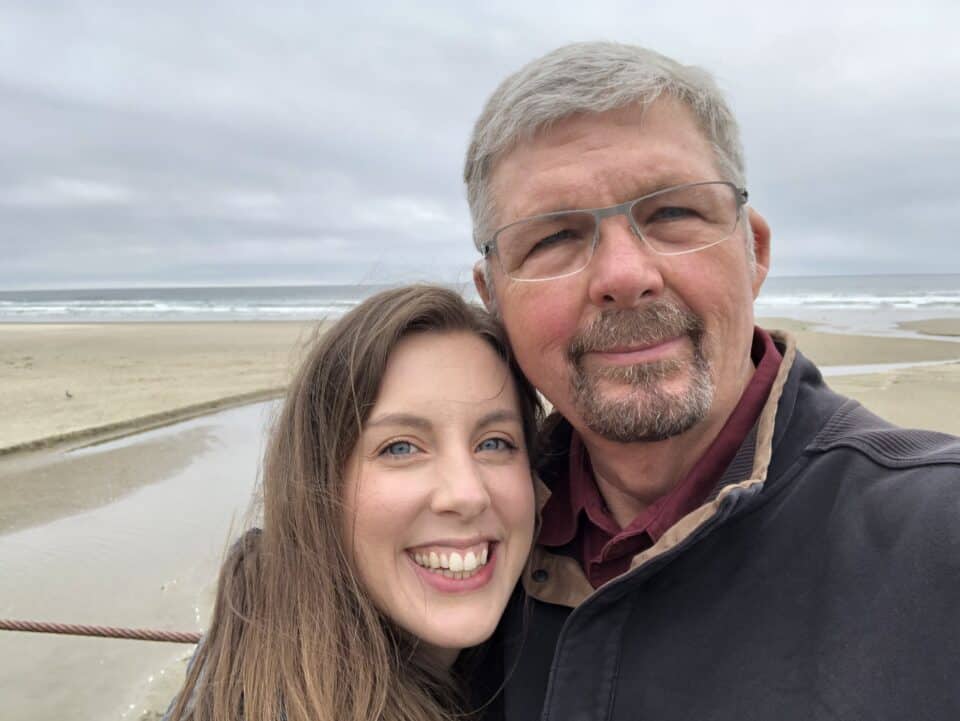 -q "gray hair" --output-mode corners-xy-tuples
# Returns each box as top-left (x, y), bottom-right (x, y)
(464, 42), (748, 257)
